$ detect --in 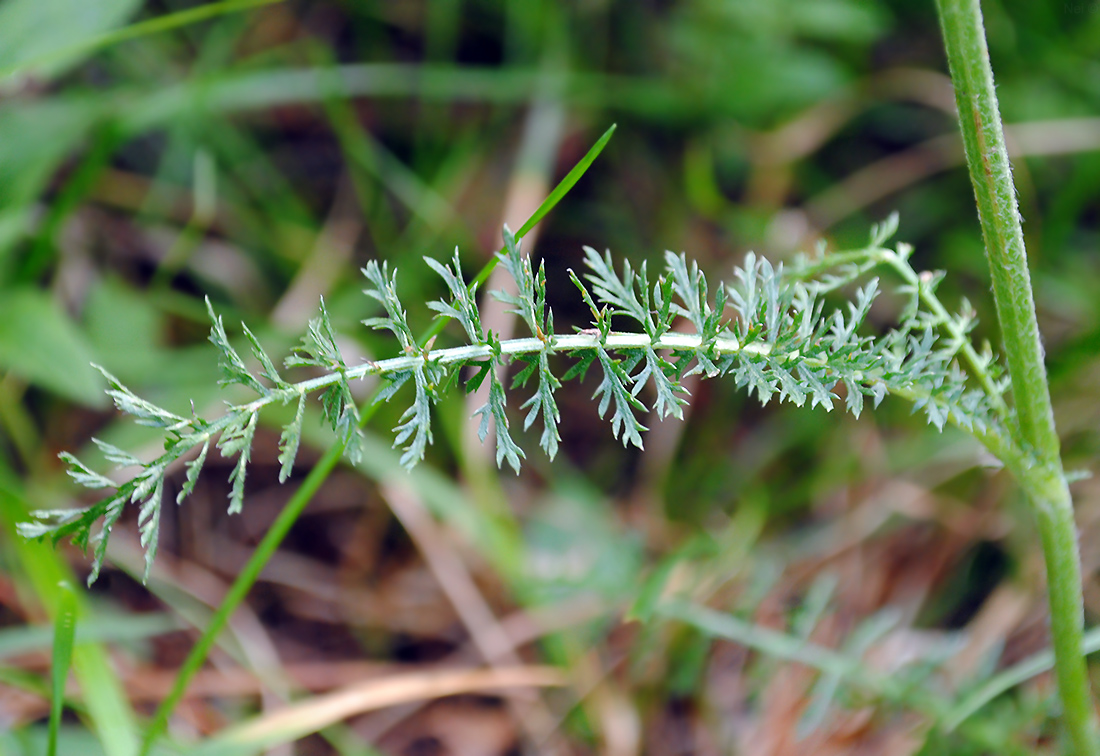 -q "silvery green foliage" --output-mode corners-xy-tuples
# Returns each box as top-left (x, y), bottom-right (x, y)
(19, 215), (1013, 585)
